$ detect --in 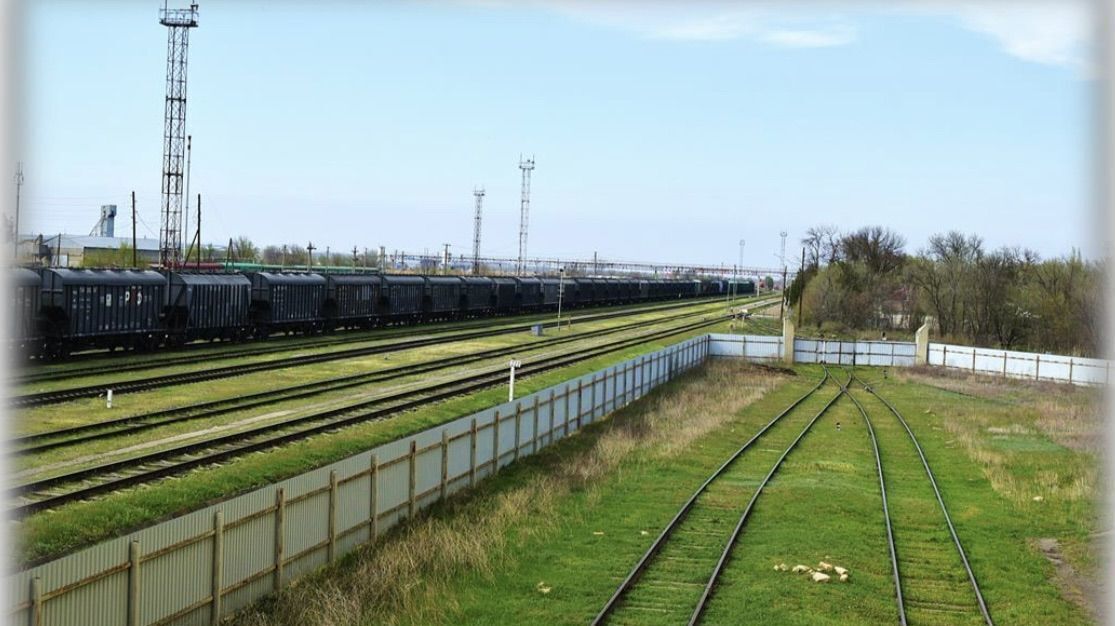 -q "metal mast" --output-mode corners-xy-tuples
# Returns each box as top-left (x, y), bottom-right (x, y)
(158, 2), (199, 268)
(13, 162), (23, 257)
(472, 186), (485, 275)
(517, 155), (535, 276)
